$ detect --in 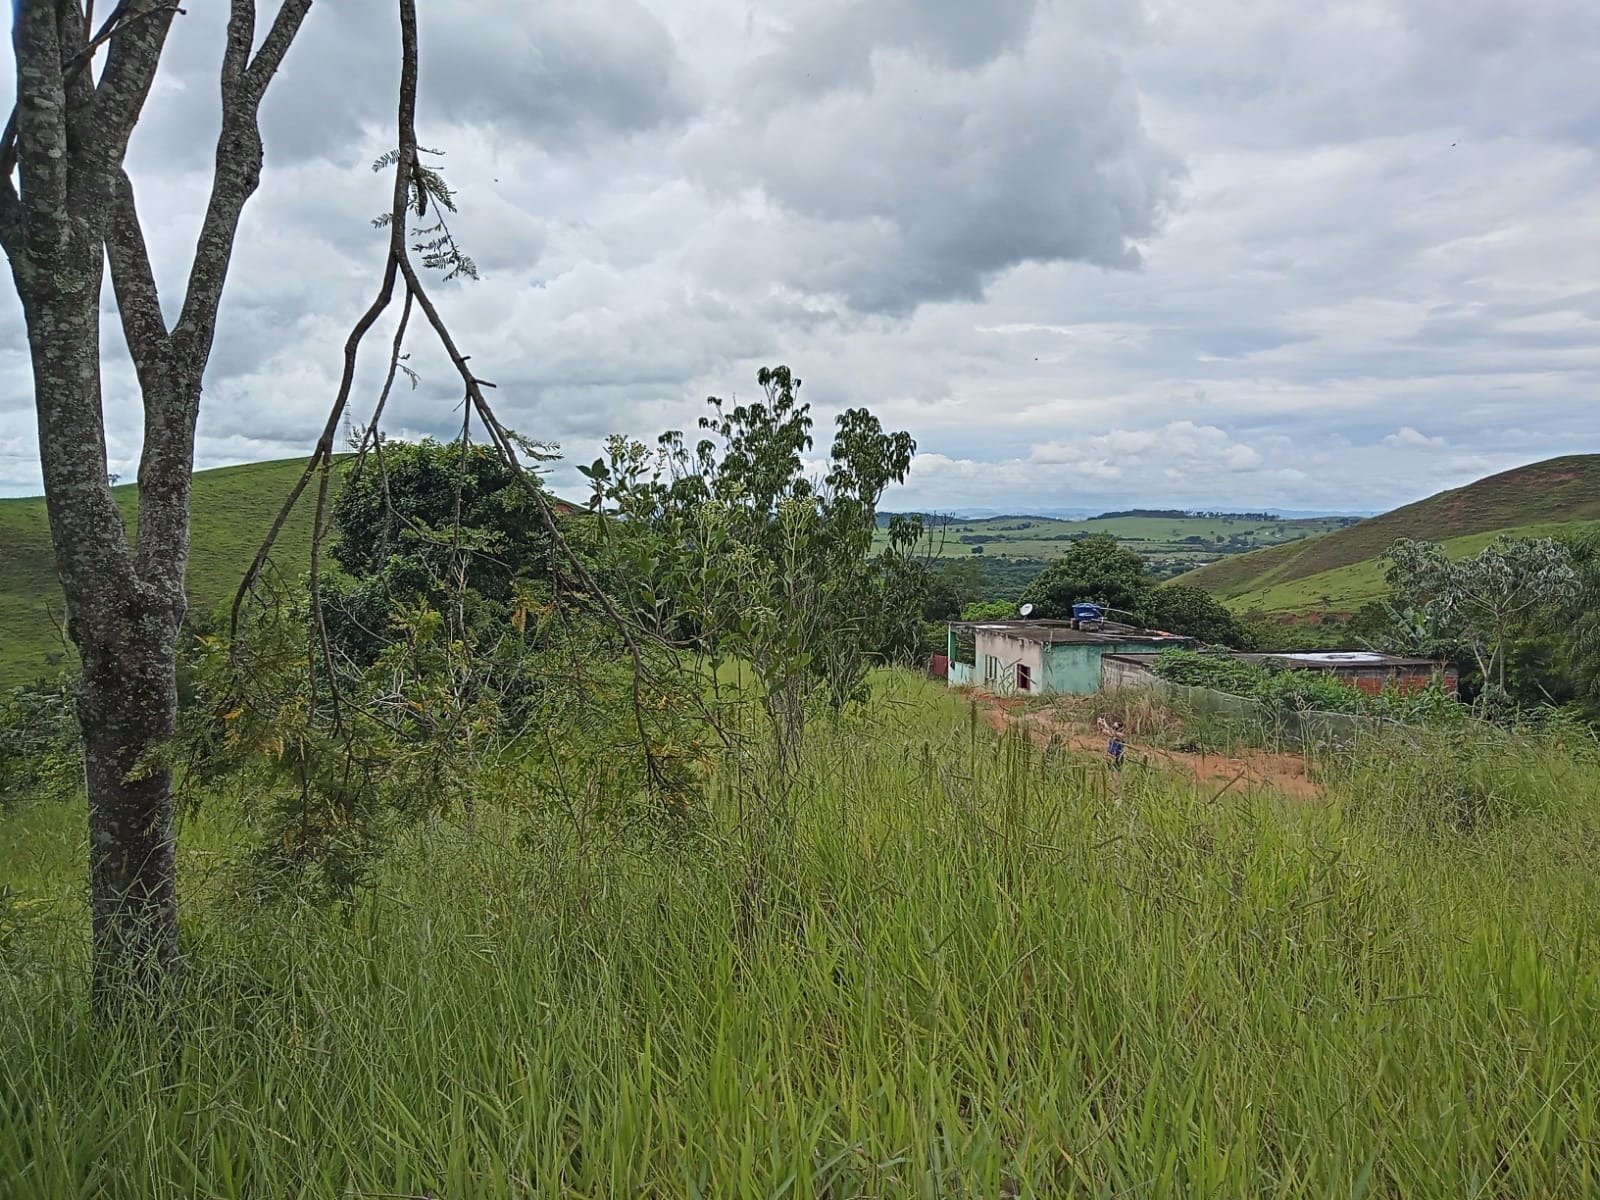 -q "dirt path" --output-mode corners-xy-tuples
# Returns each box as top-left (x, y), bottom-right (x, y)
(976, 693), (1323, 800)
